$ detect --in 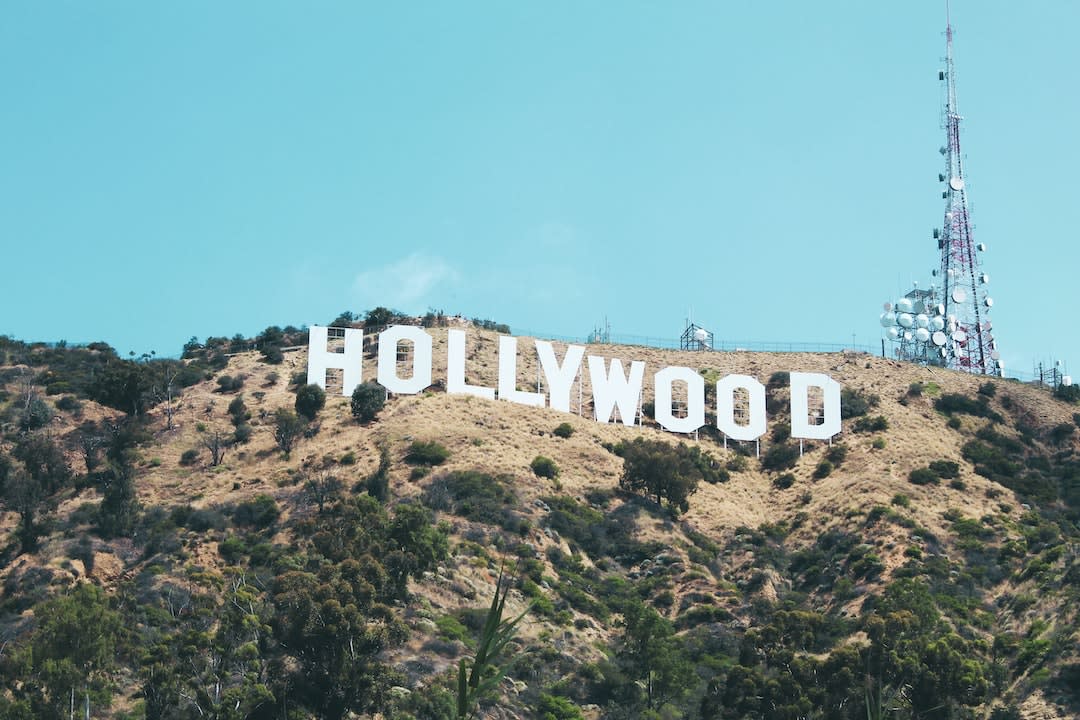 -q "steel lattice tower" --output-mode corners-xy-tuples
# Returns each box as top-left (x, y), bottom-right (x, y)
(936, 4), (1001, 376)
